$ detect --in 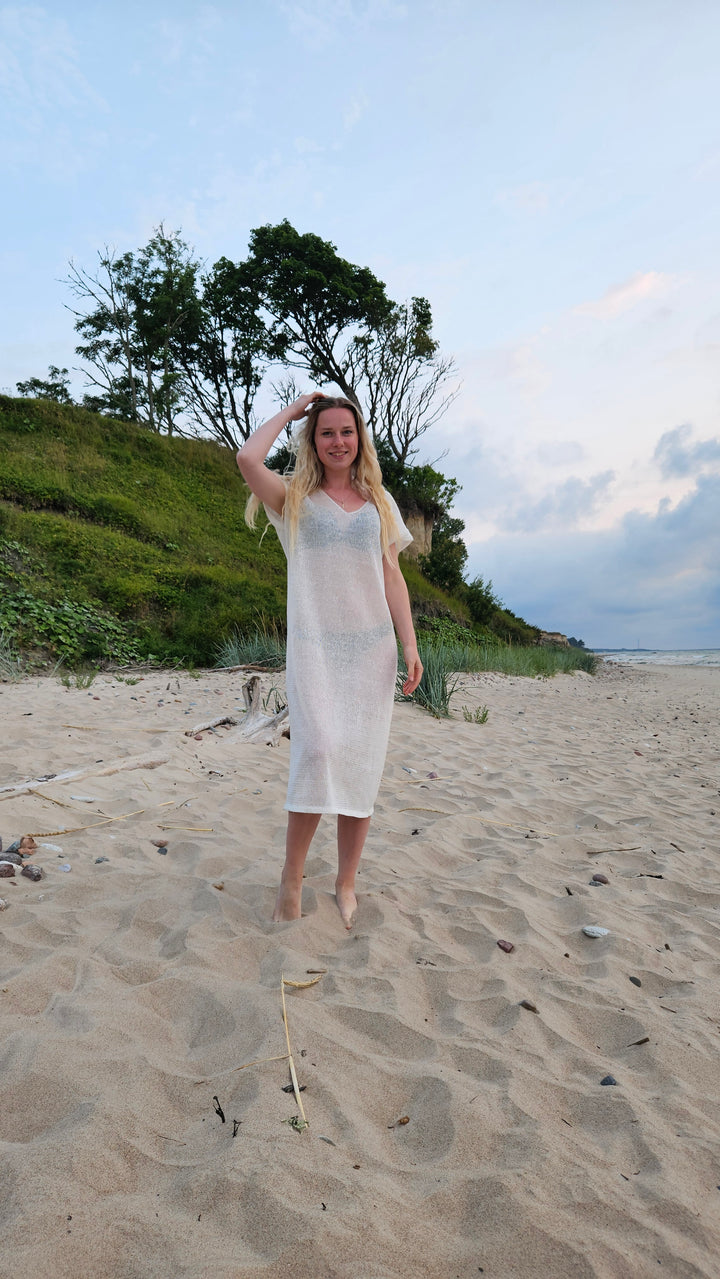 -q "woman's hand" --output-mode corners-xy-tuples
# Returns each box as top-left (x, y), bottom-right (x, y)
(287, 391), (325, 421)
(401, 643), (423, 695)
